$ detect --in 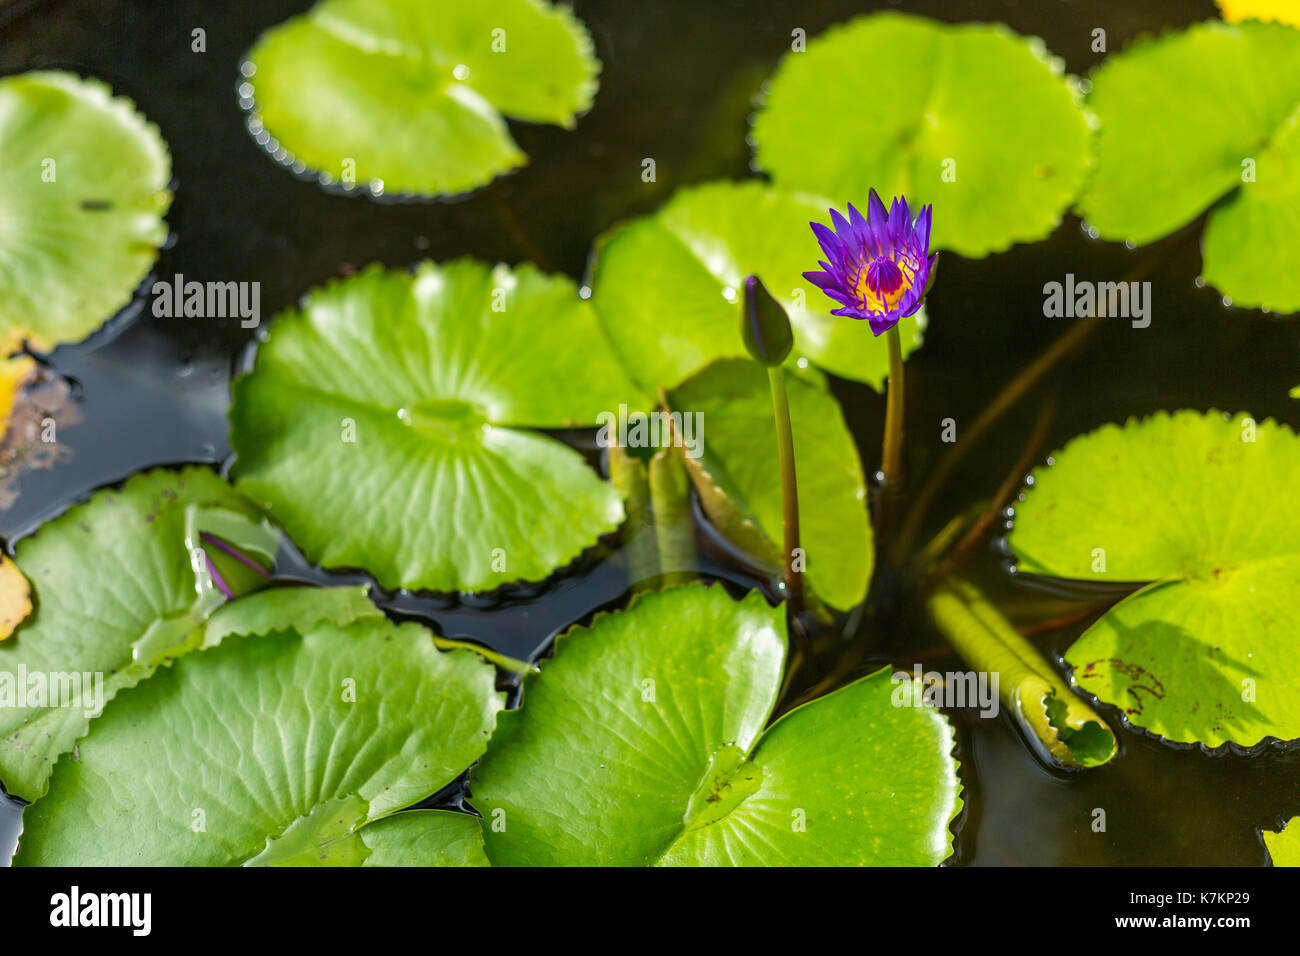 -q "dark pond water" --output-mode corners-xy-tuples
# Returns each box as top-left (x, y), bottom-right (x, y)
(2, 0), (1298, 865)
